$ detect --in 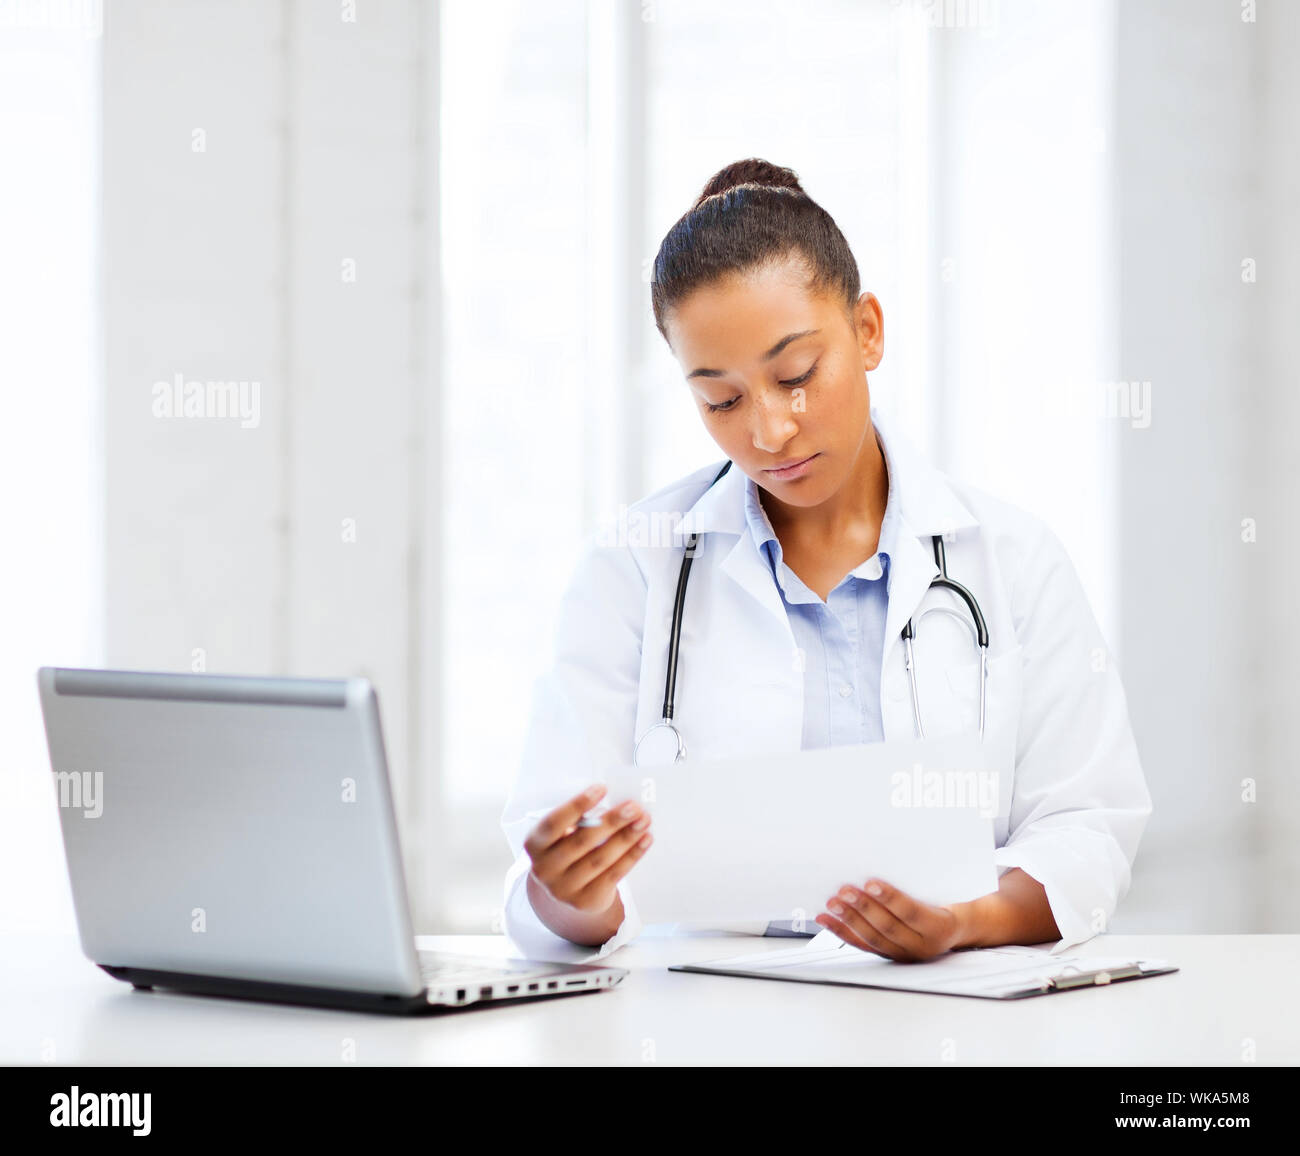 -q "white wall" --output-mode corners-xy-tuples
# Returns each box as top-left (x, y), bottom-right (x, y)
(100, 0), (446, 925)
(920, 0), (1300, 933)
(0, 15), (101, 934)
(930, 0), (1119, 643)
(1255, 0), (1300, 929)
(1114, 0), (1299, 931)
